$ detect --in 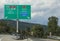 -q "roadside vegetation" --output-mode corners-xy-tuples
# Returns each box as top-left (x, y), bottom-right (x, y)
(0, 16), (60, 39)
